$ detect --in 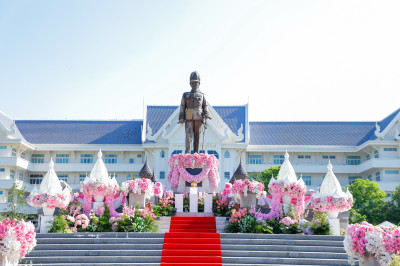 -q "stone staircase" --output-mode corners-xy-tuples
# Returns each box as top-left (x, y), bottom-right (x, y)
(25, 231), (355, 265)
